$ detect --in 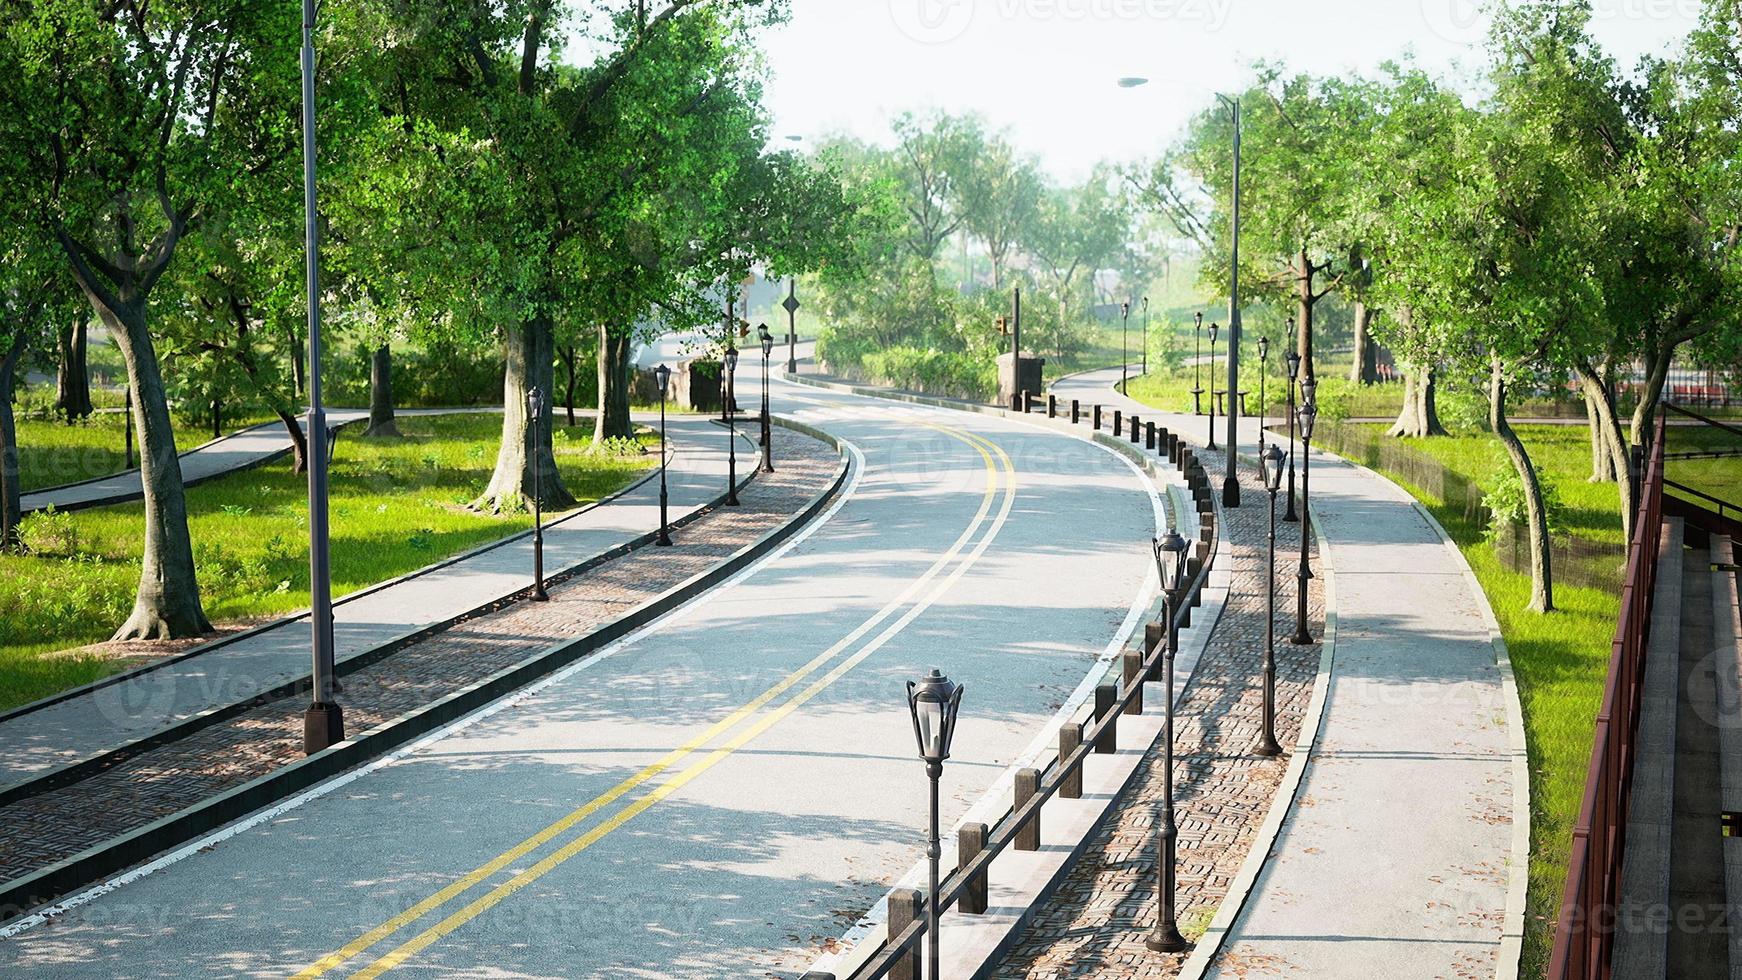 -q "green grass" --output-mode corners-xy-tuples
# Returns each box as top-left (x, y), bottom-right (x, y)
(0, 414), (655, 710)
(12, 412), (257, 493)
